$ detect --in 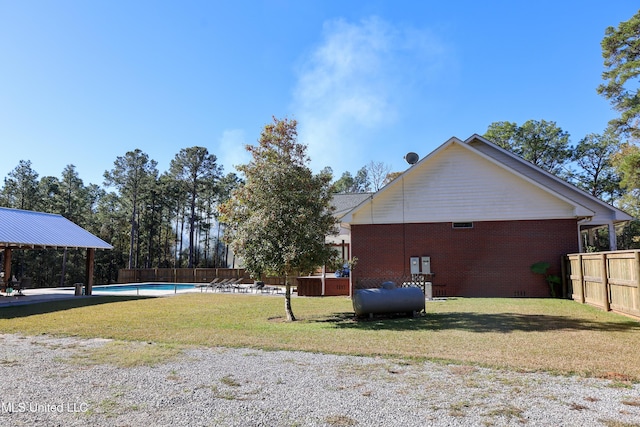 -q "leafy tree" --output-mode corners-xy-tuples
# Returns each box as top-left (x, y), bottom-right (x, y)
(612, 142), (640, 214)
(571, 130), (623, 203)
(214, 172), (243, 268)
(384, 171), (403, 184)
(484, 120), (572, 175)
(1, 160), (40, 210)
(569, 130), (626, 251)
(55, 165), (91, 286)
(597, 9), (640, 138)
(82, 183), (112, 281)
(37, 176), (60, 213)
(169, 147), (221, 268)
(57, 165), (87, 223)
(612, 143), (640, 193)
(609, 142), (640, 250)
(332, 171), (355, 193)
(617, 220), (640, 249)
(353, 167), (370, 192)
(139, 175), (166, 268)
(219, 117), (338, 321)
(218, 172), (242, 204)
(157, 172), (189, 267)
(482, 121), (519, 149)
(103, 149), (158, 269)
(94, 191), (128, 283)
(332, 167), (370, 193)
(320, 166), (334, 179)
(195, 178), (219, 267)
